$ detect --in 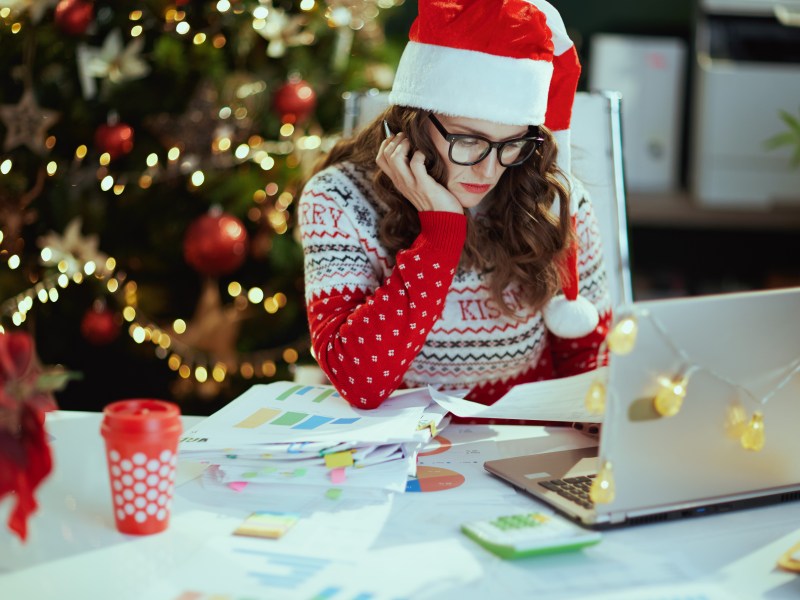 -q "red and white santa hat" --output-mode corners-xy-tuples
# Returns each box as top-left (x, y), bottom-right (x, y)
(388, 0), (598, 338)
